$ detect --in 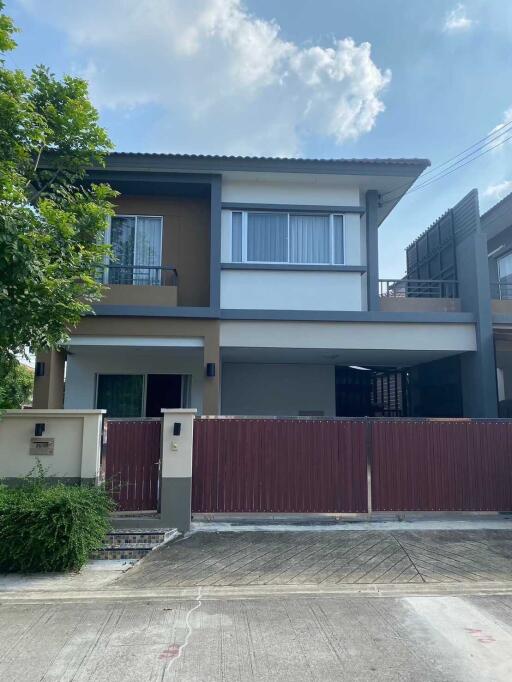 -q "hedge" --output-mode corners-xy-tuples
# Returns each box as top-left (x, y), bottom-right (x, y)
(0, 474), (114, 573)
